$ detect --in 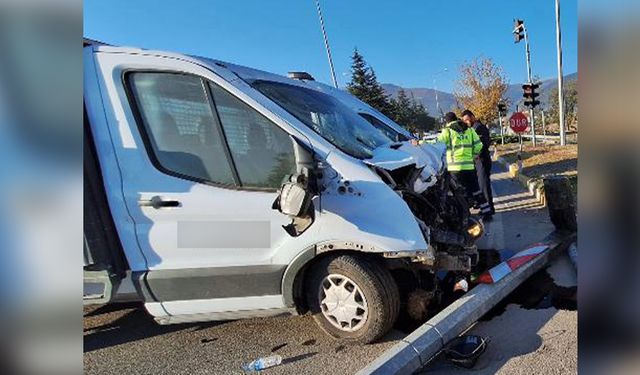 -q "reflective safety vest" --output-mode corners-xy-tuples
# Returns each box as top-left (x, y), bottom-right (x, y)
(438, 121), (482, 171)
